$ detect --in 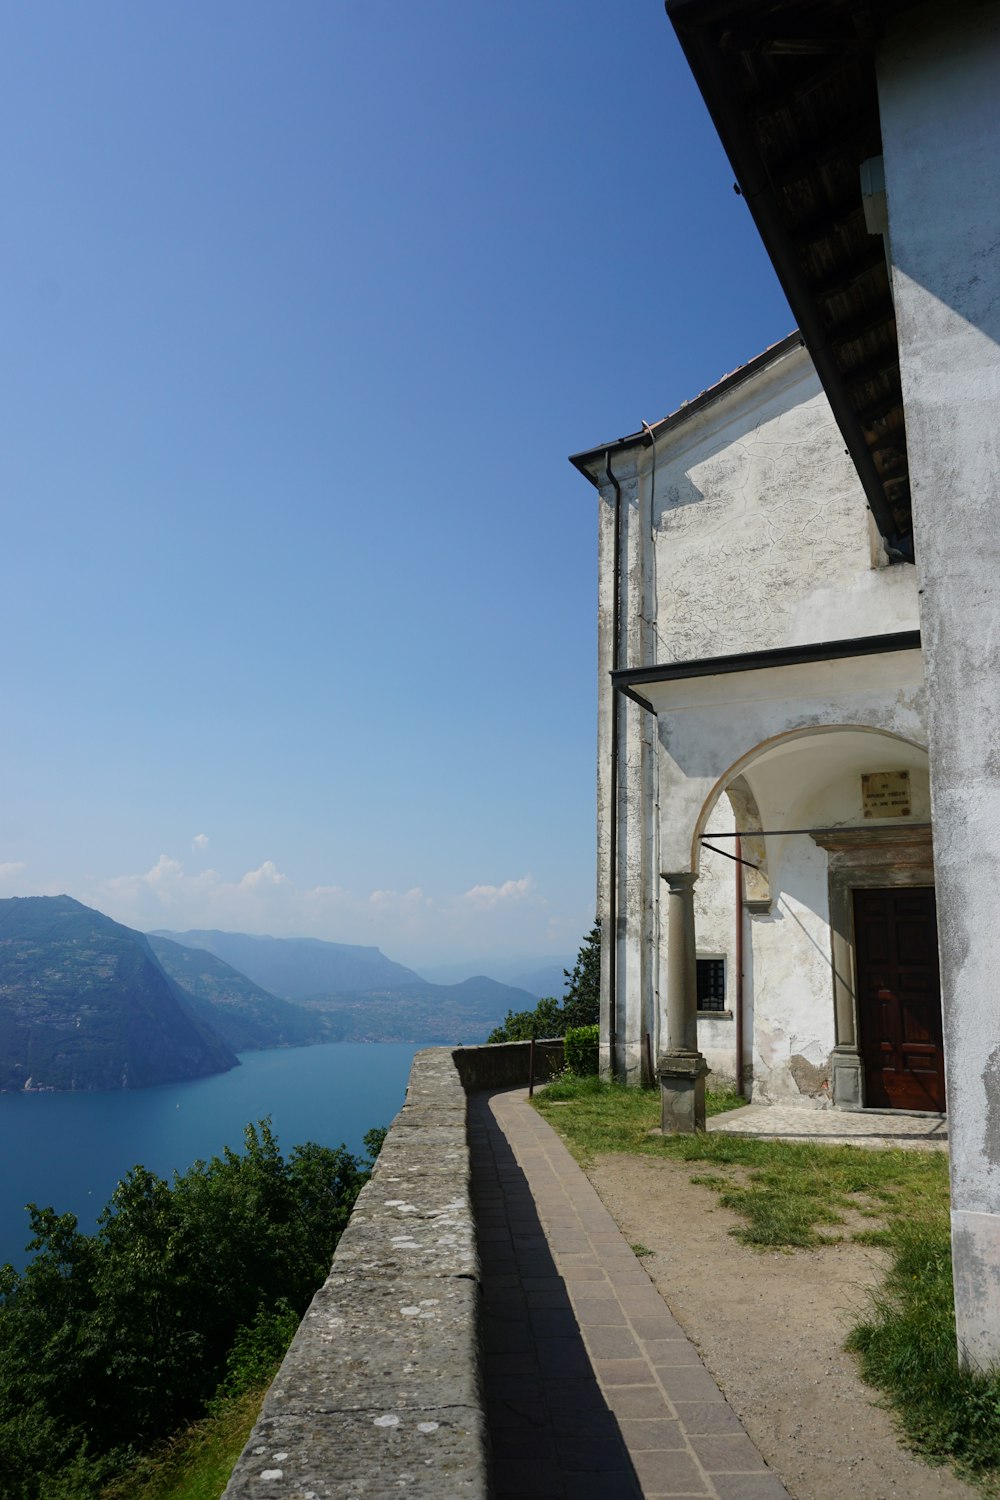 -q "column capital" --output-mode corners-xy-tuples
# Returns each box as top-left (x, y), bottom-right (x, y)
(661, 871), (696, 893)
